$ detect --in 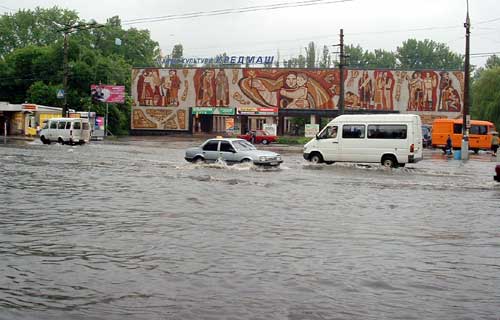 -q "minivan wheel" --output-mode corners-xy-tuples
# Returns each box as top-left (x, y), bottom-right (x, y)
(40, 136), (50, 144)
(309, 153), (323, 164)
(381, 155), (397, 168)
(58, 137), (64, 144)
